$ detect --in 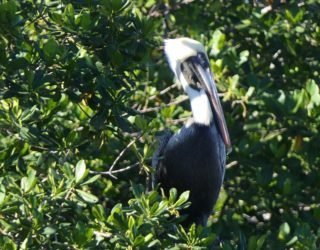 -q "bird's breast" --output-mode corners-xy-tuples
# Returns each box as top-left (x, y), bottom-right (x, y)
(162, 122), (226, 188)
